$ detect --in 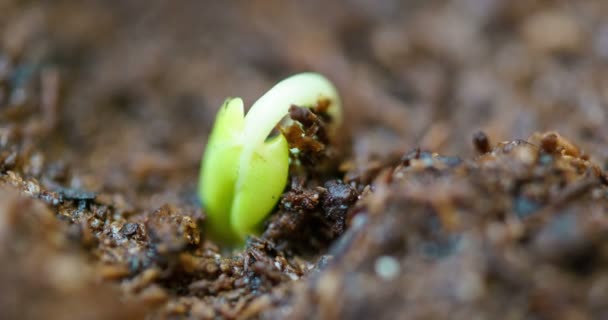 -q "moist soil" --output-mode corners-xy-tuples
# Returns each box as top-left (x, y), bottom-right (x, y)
(2, 1), (608, 319)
